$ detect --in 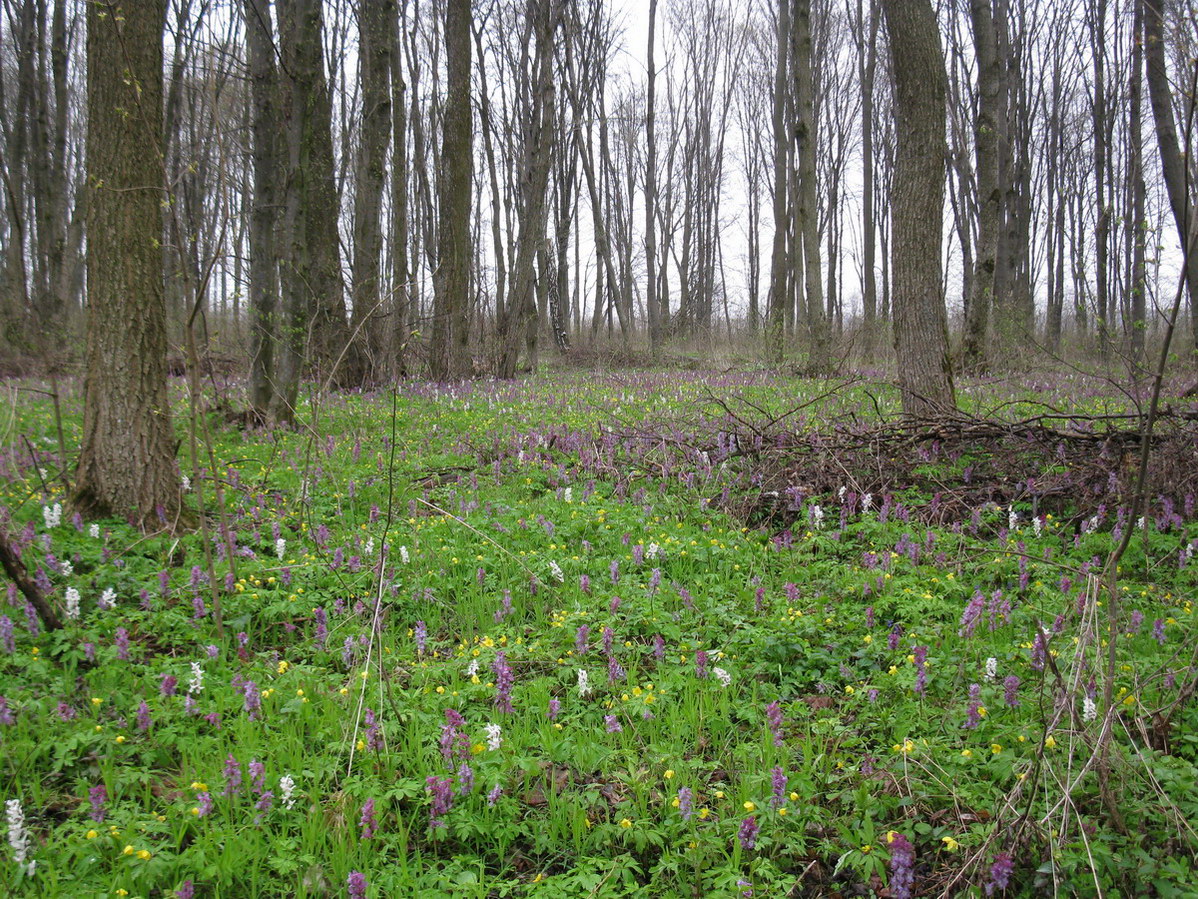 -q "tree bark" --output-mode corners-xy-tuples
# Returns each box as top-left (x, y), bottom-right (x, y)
(766, 0), (791, 364)
(430, 0), (473, 380)
(74, 0), (182, 527)
(1144, 0), (1198, 354)
(881, 0), (957, 416)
